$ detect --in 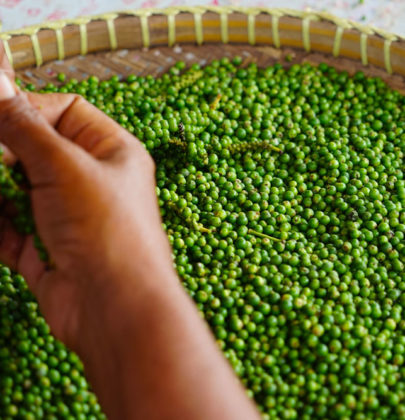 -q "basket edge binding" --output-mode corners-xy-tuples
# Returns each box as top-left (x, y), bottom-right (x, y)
(0, 6), (403, 75)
